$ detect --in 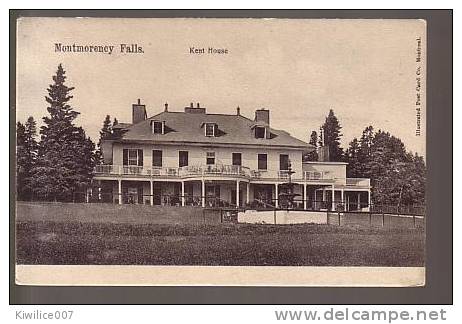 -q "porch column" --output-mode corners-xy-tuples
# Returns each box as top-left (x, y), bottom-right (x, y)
(236, 180), (240, 208)
(357, 192), (361, 211)
(303, 184), (307, 210)
(201, 180), (205, 207)
(367, 190), (371, 211)
(150, 180), (153, 206)
(275, 184), (279, 208)
(341, 189), (344, 207)
(118, 179), (122, 205)
(314, 189), (317, 210)
(331, 185), (335, 210)
(181, 181), (185, 206)
(246, 182), (250, 204)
